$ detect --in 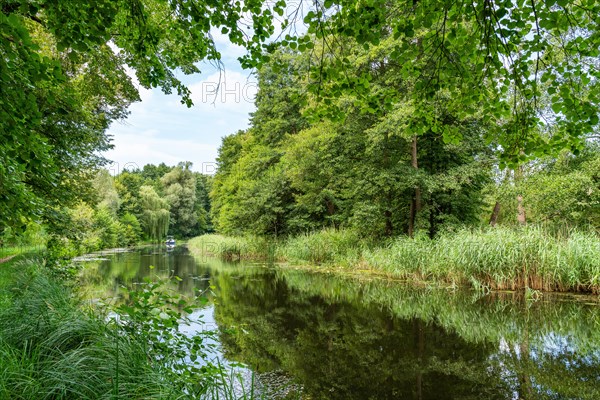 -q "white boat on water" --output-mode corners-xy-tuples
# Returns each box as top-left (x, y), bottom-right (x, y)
(165, 235), (176, 247)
